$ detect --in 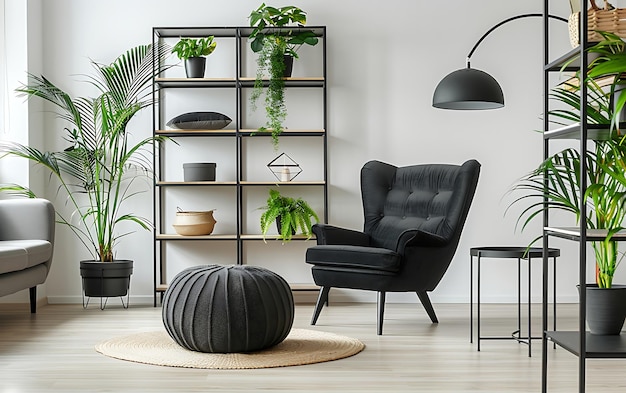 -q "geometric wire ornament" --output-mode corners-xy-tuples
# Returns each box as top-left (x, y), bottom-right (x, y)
(267, 152), (302, 182)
